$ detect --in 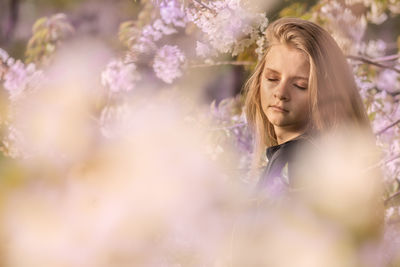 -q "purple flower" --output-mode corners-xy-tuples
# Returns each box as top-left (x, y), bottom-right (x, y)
(3, 60), (42, 99)
(101, 59), (141, 93)
(153, 45), (185, 84)
(0, 48), (9, 63)
(159, 0), (187, 28)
